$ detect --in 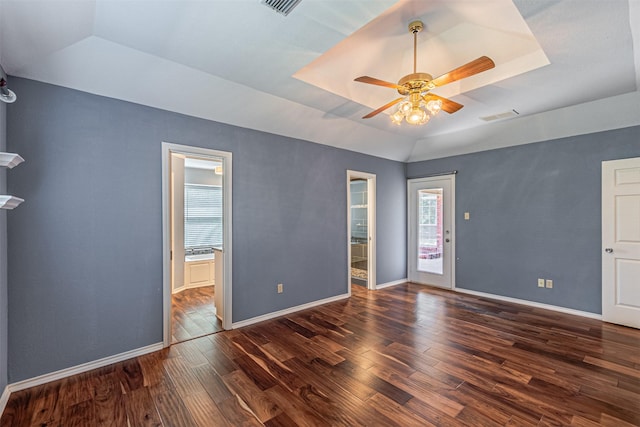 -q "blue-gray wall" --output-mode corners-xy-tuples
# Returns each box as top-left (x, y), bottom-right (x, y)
(407, 125), (640, 314)
(0, 101), (8, 394)
(6, 78), (407, 382)
(8, 74), (637, 385)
